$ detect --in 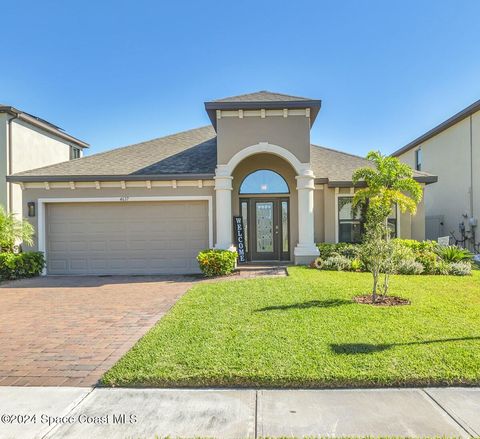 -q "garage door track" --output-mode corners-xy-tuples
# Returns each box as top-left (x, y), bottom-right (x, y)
(0, 275), (195, 386)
